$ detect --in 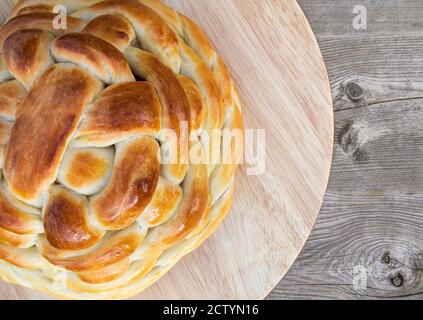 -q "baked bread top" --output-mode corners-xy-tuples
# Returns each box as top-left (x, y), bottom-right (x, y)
(0, 0), (243, 299)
